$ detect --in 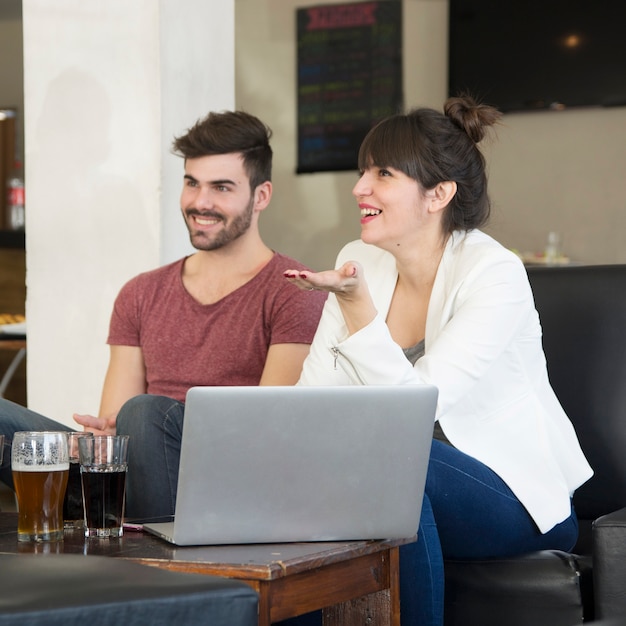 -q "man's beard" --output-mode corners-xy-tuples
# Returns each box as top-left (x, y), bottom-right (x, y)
(186, 198), (254, 251)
